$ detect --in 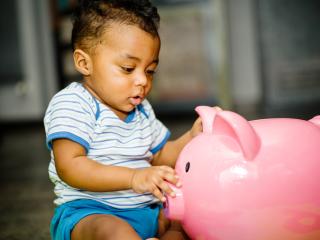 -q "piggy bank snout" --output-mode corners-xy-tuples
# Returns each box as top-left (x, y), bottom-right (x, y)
(164, 183), (184, 220)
